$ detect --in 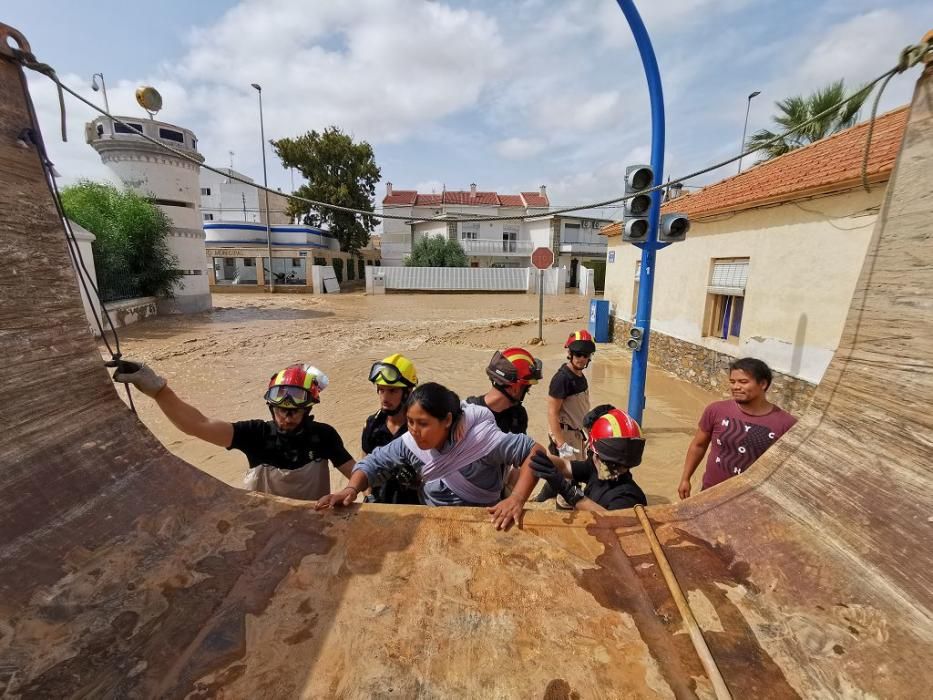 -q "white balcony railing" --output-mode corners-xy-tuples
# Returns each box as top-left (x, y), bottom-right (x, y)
(460, 239), (534, 255)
